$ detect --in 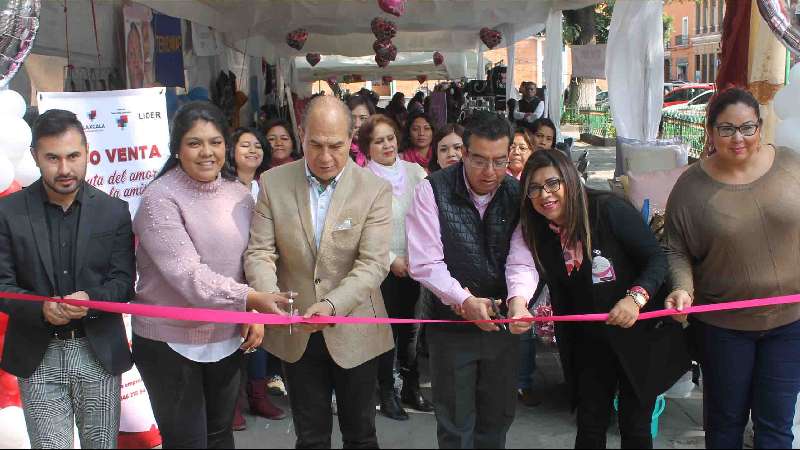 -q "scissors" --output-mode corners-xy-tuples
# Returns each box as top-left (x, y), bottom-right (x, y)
(286, 291), (298, 335)
(490, 298), (509, 332)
